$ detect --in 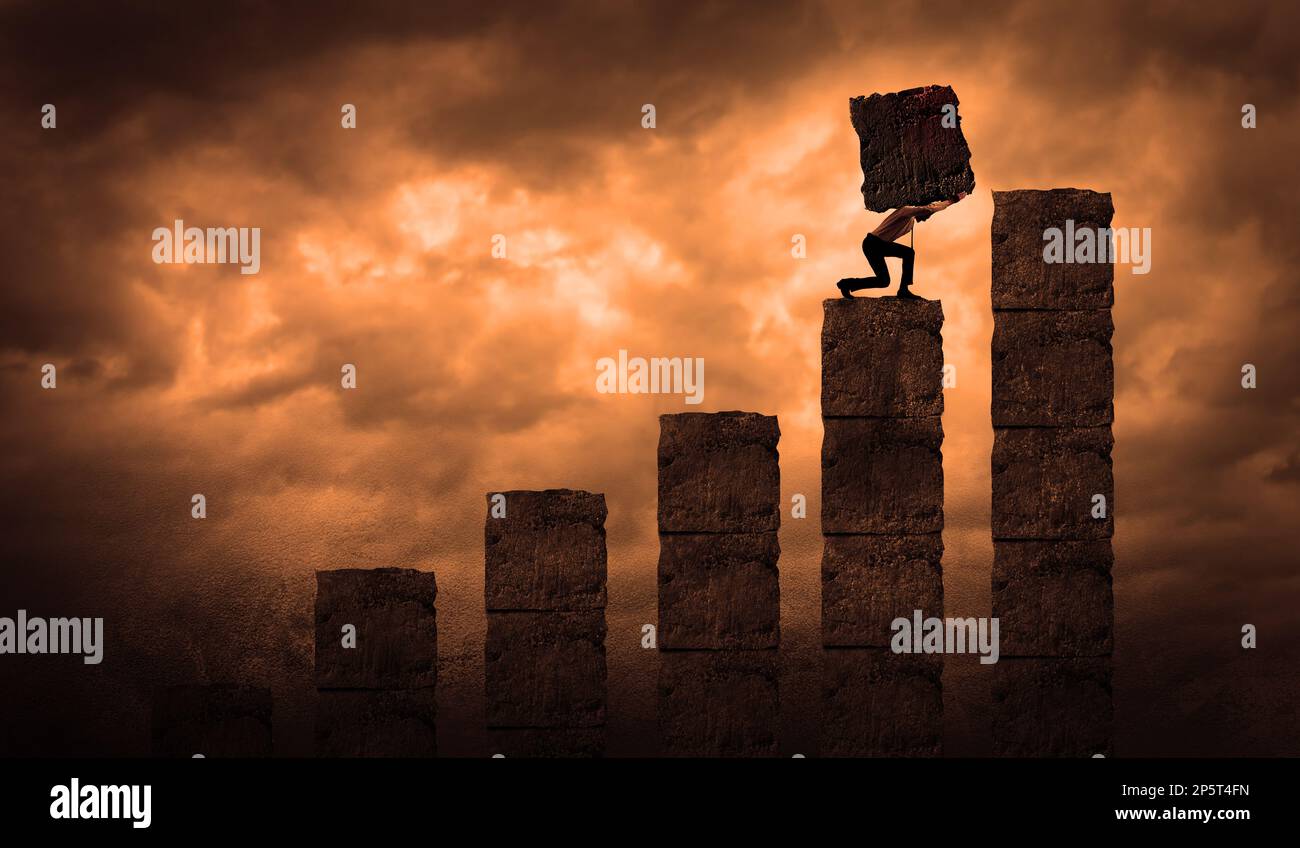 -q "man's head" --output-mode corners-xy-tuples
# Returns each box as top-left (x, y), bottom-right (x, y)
(914, 209), (933, 222)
